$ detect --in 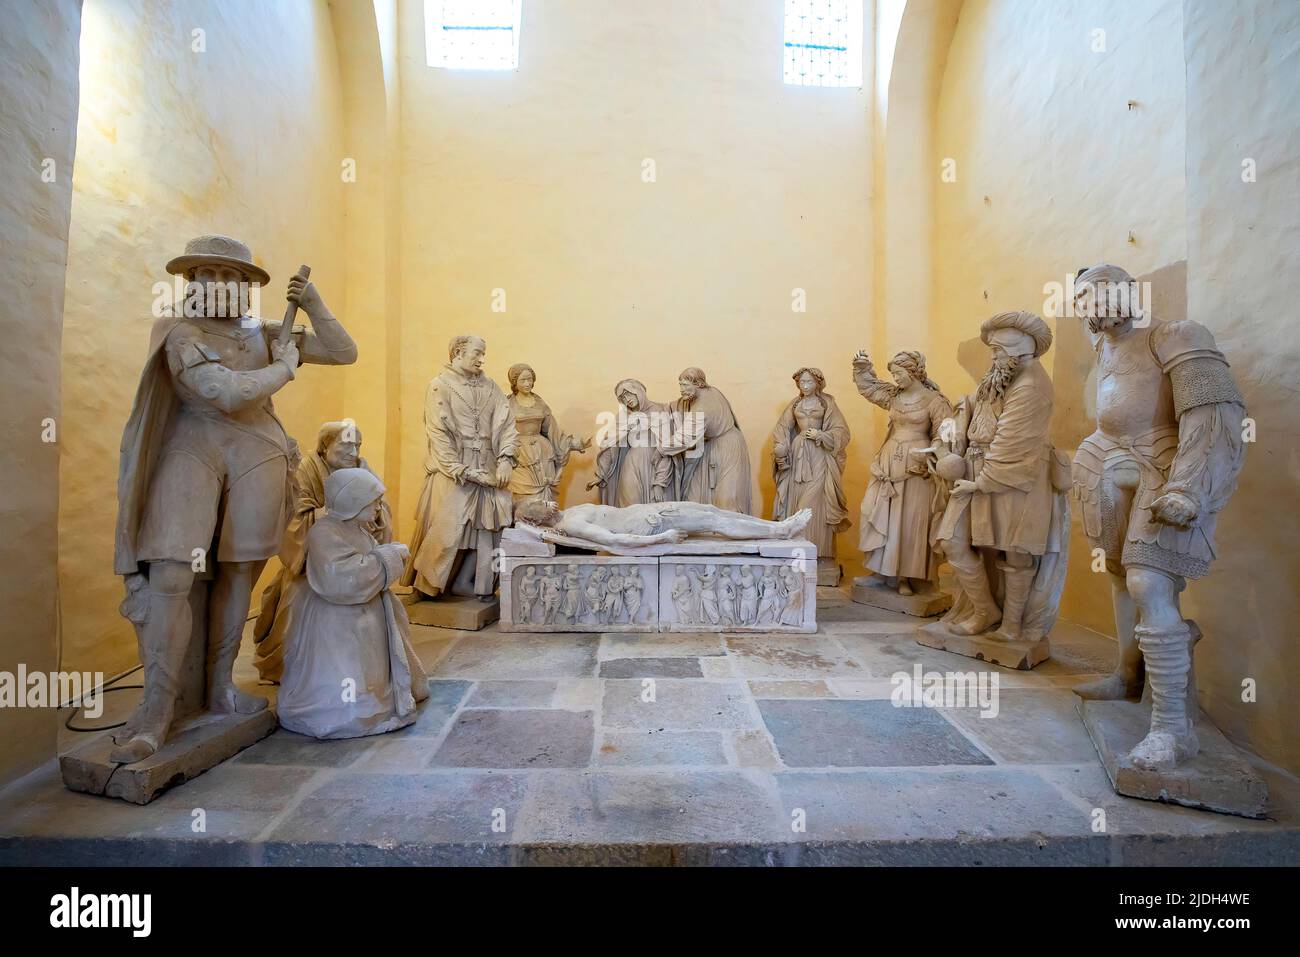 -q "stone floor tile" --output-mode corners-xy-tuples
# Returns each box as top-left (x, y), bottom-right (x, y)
(514, 770), (786, 844)
(265, 769), (528, 845)
(940, 689), (1099, 764)
(601, 679), (760, 732)
(599, 657), (703, 678)
(724, 634), (864, 680)
(599, 632), (726, 659)
(466, 680), (557, 708)
(431, 709), (594, 768)
(432, 632), (599, 679)
(747, 680), (832, 698)
(758, 699), (993, 768)
(773, 767), (1095, 842)
(597, 730), (728, 767)
(233, 729), (378, 768)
